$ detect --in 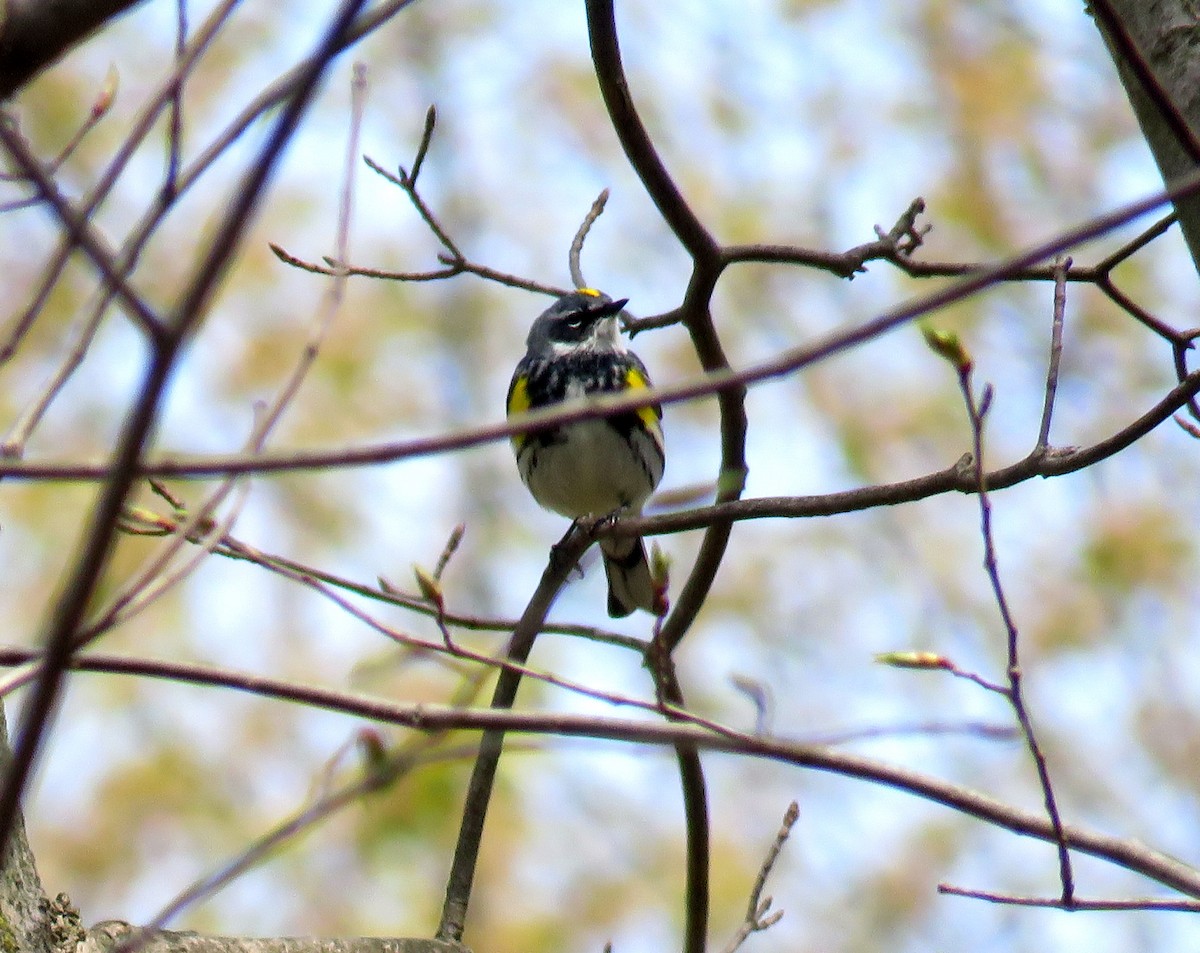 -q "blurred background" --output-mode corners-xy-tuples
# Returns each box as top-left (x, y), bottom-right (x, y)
(3, 1), (1200, 951)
